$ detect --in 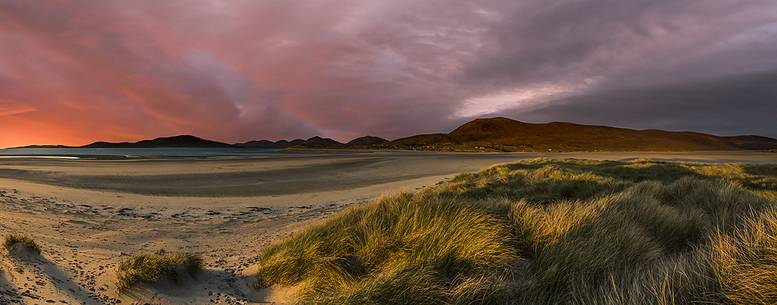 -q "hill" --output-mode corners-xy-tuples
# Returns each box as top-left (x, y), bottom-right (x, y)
(238, 137), (345, 149)
(8, 117), (777, 151)
(81, 135), (234, 148)
(237, 136), (386, 149)
(382, 117), (777, 151)
(295, 136), (344, 148)
(8, 145), (71, 149)
(346, 136), (388, 146)
(235, 139), (305, 148)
